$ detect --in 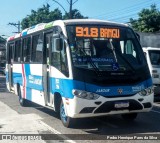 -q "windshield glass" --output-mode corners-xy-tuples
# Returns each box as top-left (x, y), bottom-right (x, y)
(149, 50), (160, 66)
(67, 25), (146, 72)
